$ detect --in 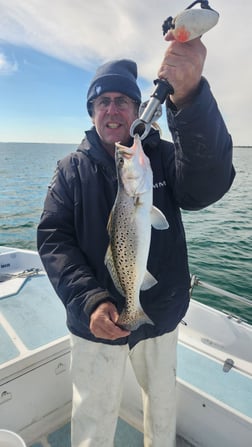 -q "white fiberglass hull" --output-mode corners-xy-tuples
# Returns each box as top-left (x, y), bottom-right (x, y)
(0, 247), (251, 446)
